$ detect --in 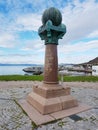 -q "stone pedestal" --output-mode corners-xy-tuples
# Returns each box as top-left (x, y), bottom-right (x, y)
(27, 44), (78, 115)
(27, 82), (78, 115)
